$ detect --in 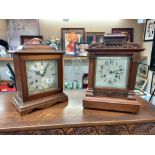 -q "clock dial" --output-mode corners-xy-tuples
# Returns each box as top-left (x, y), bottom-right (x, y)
(95, 56), (130, 88)
(26, 60), (58, 95)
